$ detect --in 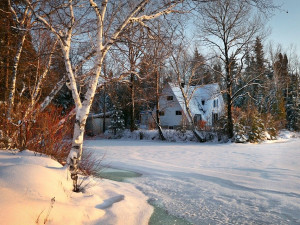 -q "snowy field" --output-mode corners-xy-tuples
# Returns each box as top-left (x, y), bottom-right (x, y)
(85, 136), (300, 225)
(0, 150), (152, 225)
